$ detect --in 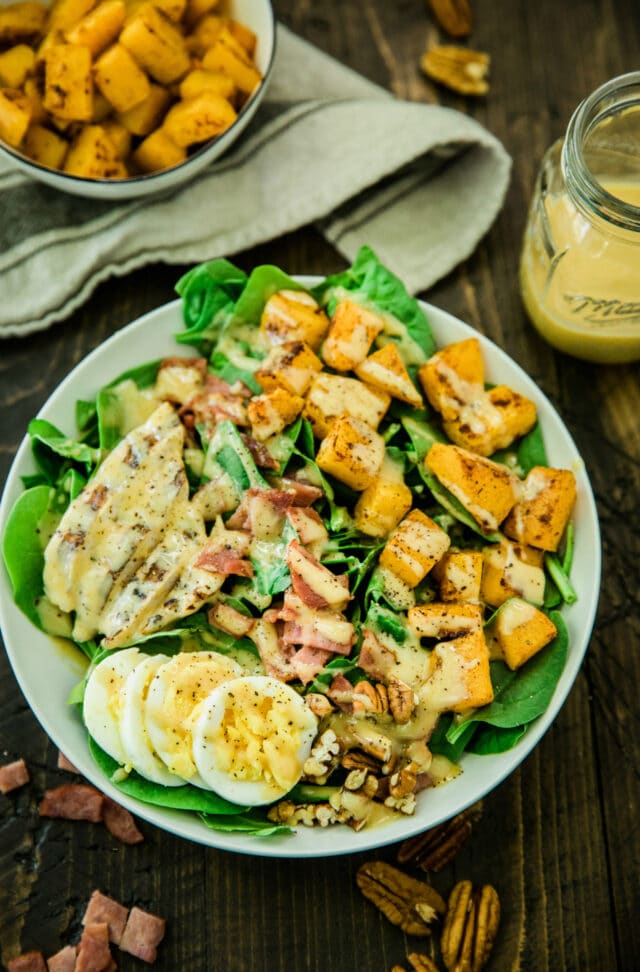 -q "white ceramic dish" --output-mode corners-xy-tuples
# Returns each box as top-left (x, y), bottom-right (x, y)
(0, 0), (275, 200)
(0, 287), (601, 857)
